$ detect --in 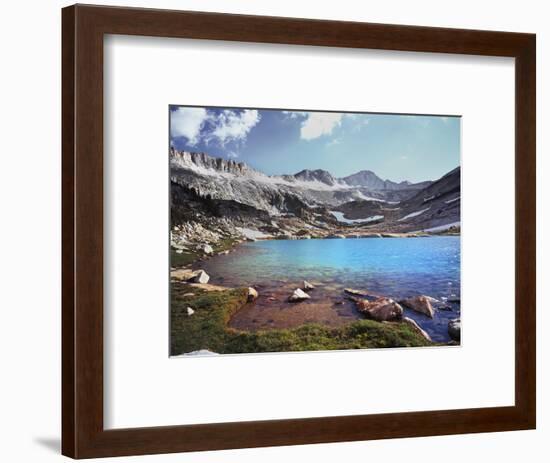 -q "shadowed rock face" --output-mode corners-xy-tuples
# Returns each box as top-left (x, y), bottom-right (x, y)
(393, 167), (461, 232)
(342, 169), (431, 192)
(169, 149), (460, 235)
(448, 318), (461, 341)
